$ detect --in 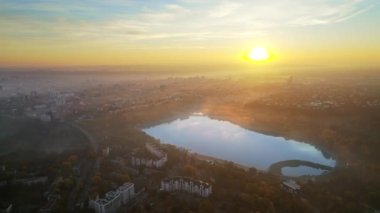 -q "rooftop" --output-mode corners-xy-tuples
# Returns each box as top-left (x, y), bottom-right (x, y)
(283, 179), (301, 190)
(95, 182), (134, 206)
(118, 182), (134, 191)
(105, 190), (120, 200)
(132, 149), (161, 160)
(162, 176), (211, 187)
